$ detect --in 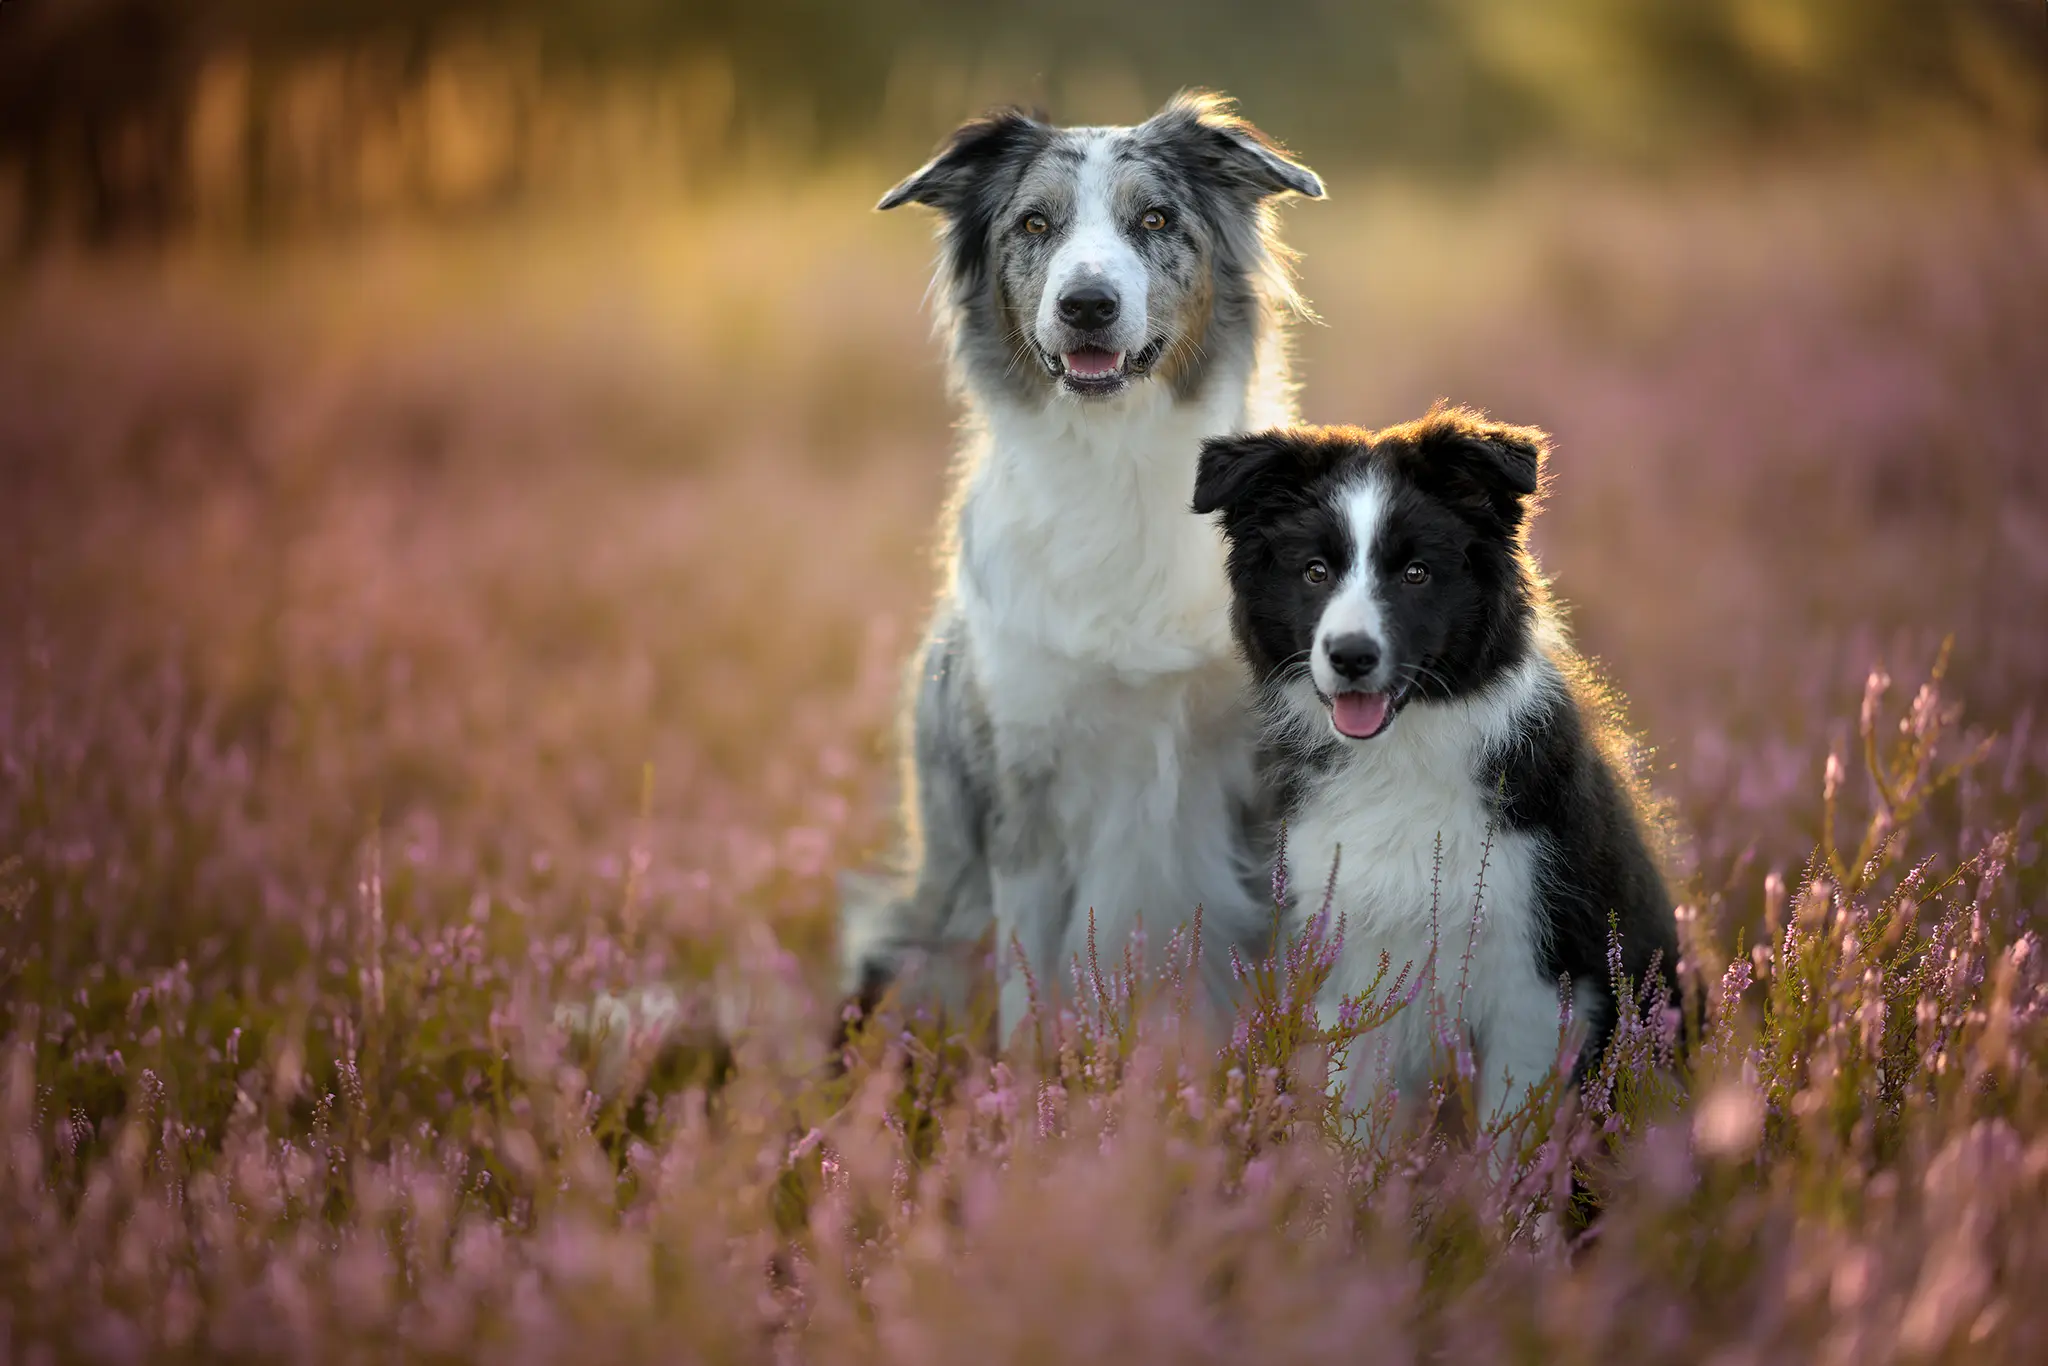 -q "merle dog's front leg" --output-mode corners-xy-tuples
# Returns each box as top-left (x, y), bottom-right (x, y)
(835, 603), (996, 1050)
(988, 755), (1071, 1045)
